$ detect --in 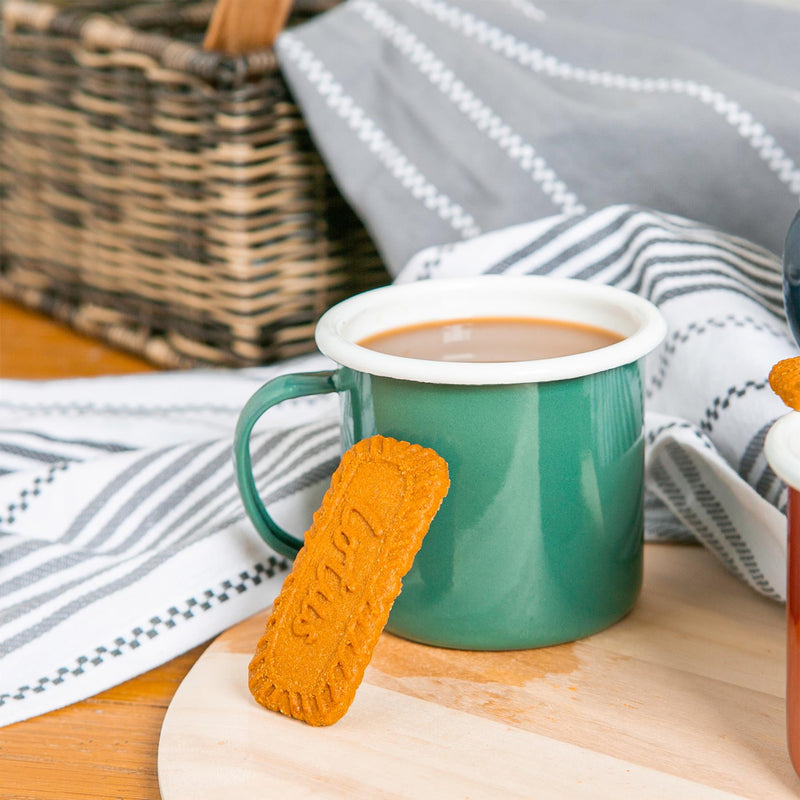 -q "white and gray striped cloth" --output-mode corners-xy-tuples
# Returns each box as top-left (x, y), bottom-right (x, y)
(275, 0), (800, 274)
(0, 204), (794, 726)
